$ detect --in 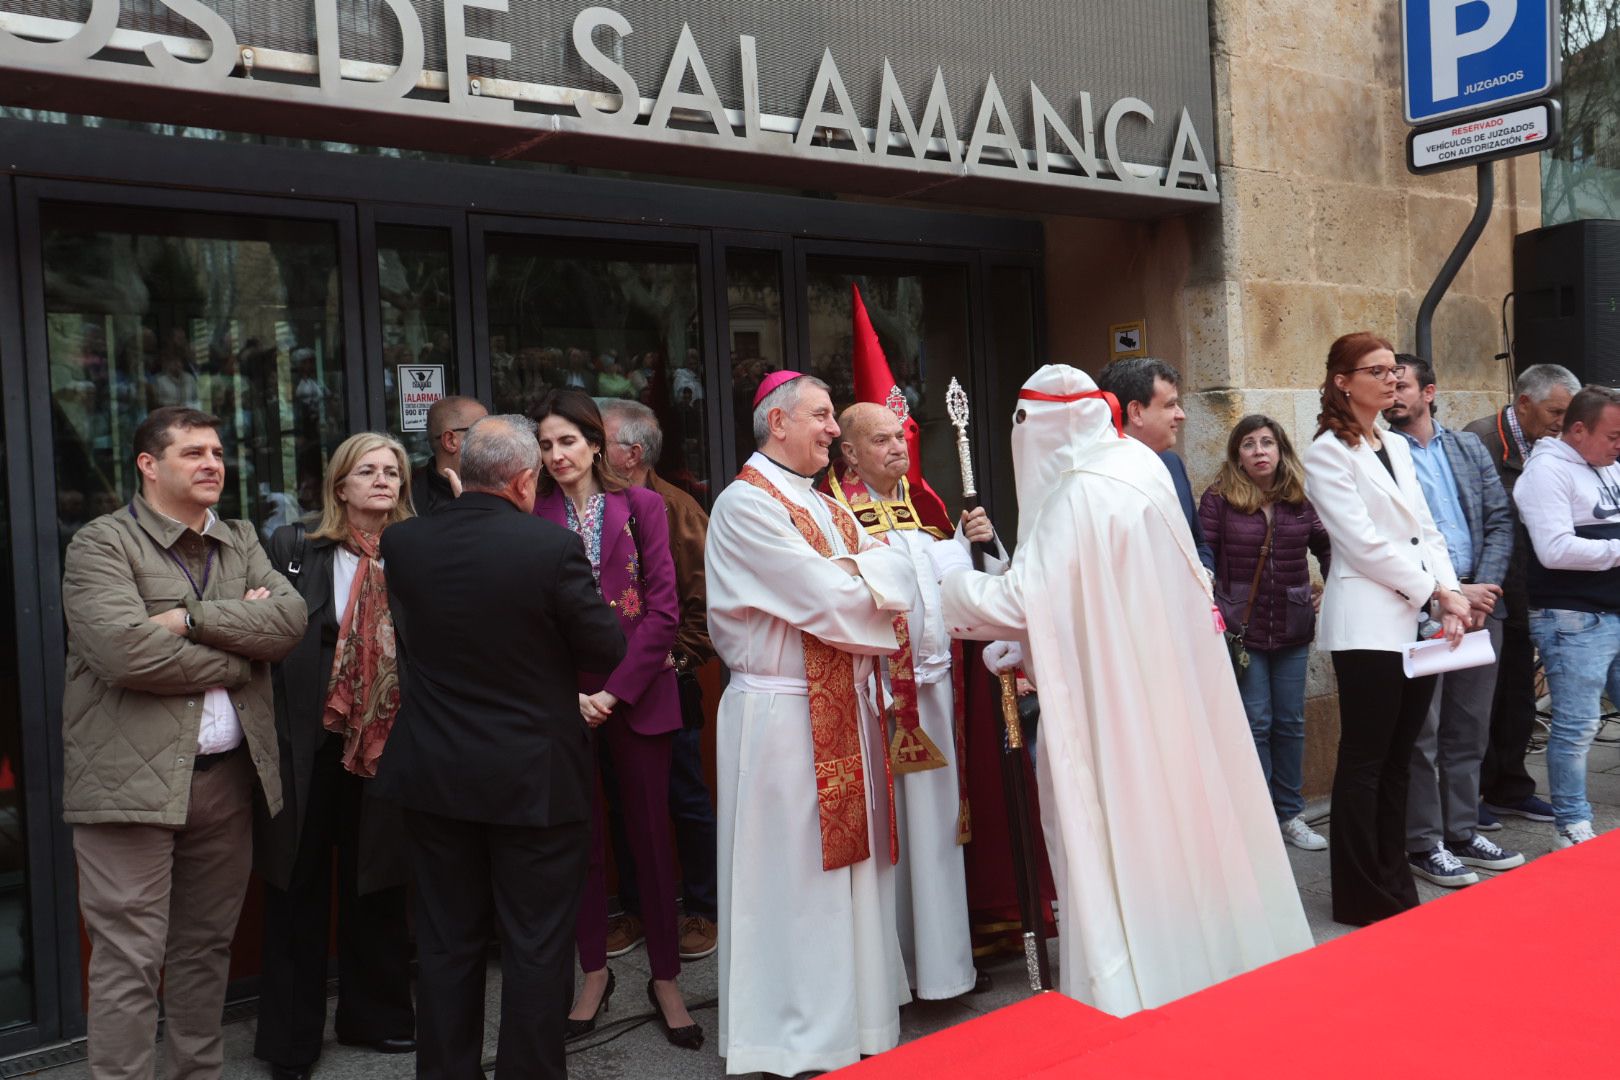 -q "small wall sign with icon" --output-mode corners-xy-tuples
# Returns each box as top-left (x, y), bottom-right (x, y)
(399, 364), (446, 431)
(1110, 320), (1147, 359)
